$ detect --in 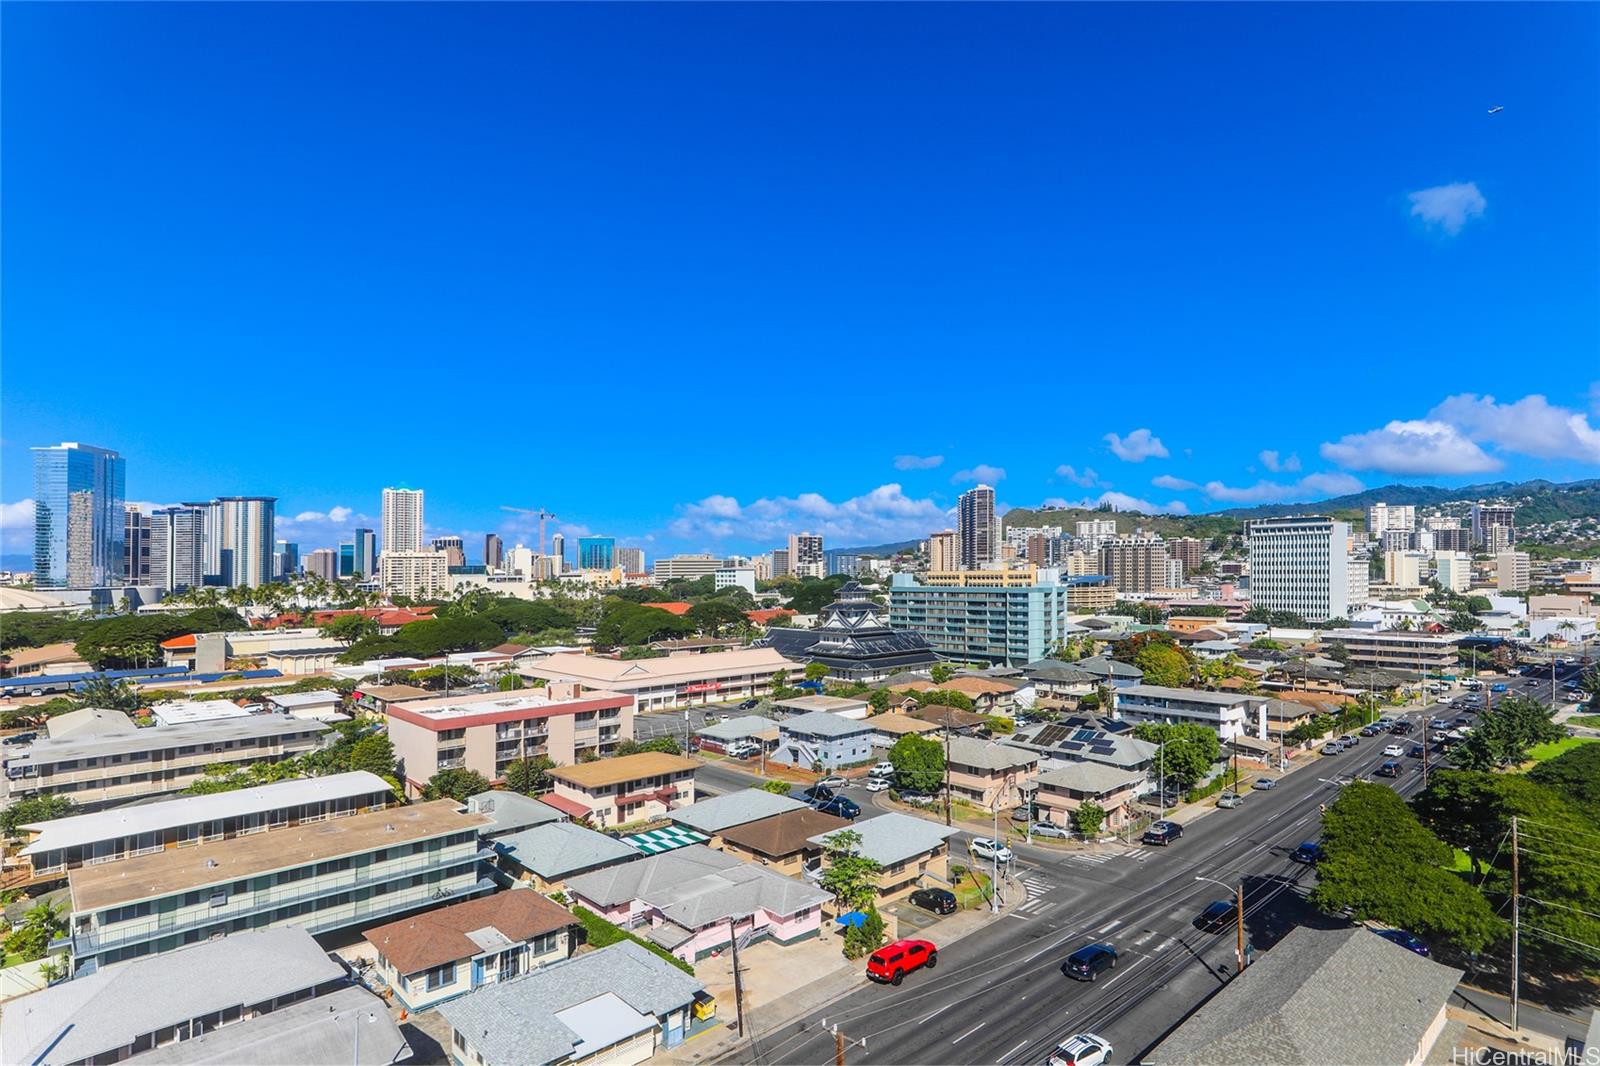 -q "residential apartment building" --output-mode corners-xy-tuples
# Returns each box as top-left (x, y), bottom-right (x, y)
(1029, 763), (1145, 830)
(1485, 524), (1514, 555)
(788, 532), (825, 579)
(772, 711), (875, 769)
(521, 648), (797, 712)
(889, 567), (1080, 666)
(1434, 551), (1471, 593)
(484, 533), (504, 571)
(124, 506), (151, 583)
(65, 800), (491, 974)
(148, 505), (207, 592)
(943, 734), (1038, 808)
(651, 554), (727, 583)
(1321, 628), (1459, 673)
(2, 712), (330, 811)
(380, 549), (450, 597)
(1114, 685), (1267, 741)
(210, 496), (278, 588)
(386, 688), (635, 796)
(547, 752), (698, 828)
(1347, 552), (1371, 607)
(304, 548), (338, 581)
(808, 813), (957, 901)
(433, 535), (466, 568)
(274, 538), (299, 579)
(1167, 536), (1205, 575)
(1384, 549), (1427, 588)
(1471, 504), (1515, 548)
(1366, 502), (1416, 535)
(1074, 518), (1118, 553)
(1246, 516), (1351, 623)
(1100, 535), (1170, 594)
(31, 441), (126, 589)
(927, 529), (958, 572)
(958, 484), (998, 569)
(1497, 550), (1531, 592)
(615, 546), (646, 573)
(382, 487), (425, 553)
